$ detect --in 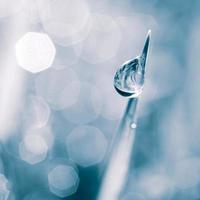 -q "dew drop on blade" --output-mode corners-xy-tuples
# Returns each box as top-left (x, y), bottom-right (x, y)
(114, 57), (145, 98)
(113, 30), (151, 98)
